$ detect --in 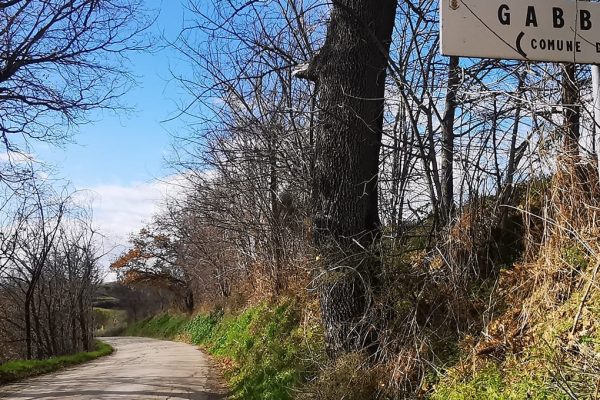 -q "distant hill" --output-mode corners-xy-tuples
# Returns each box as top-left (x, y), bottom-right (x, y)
(93, 282), (124, 309)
